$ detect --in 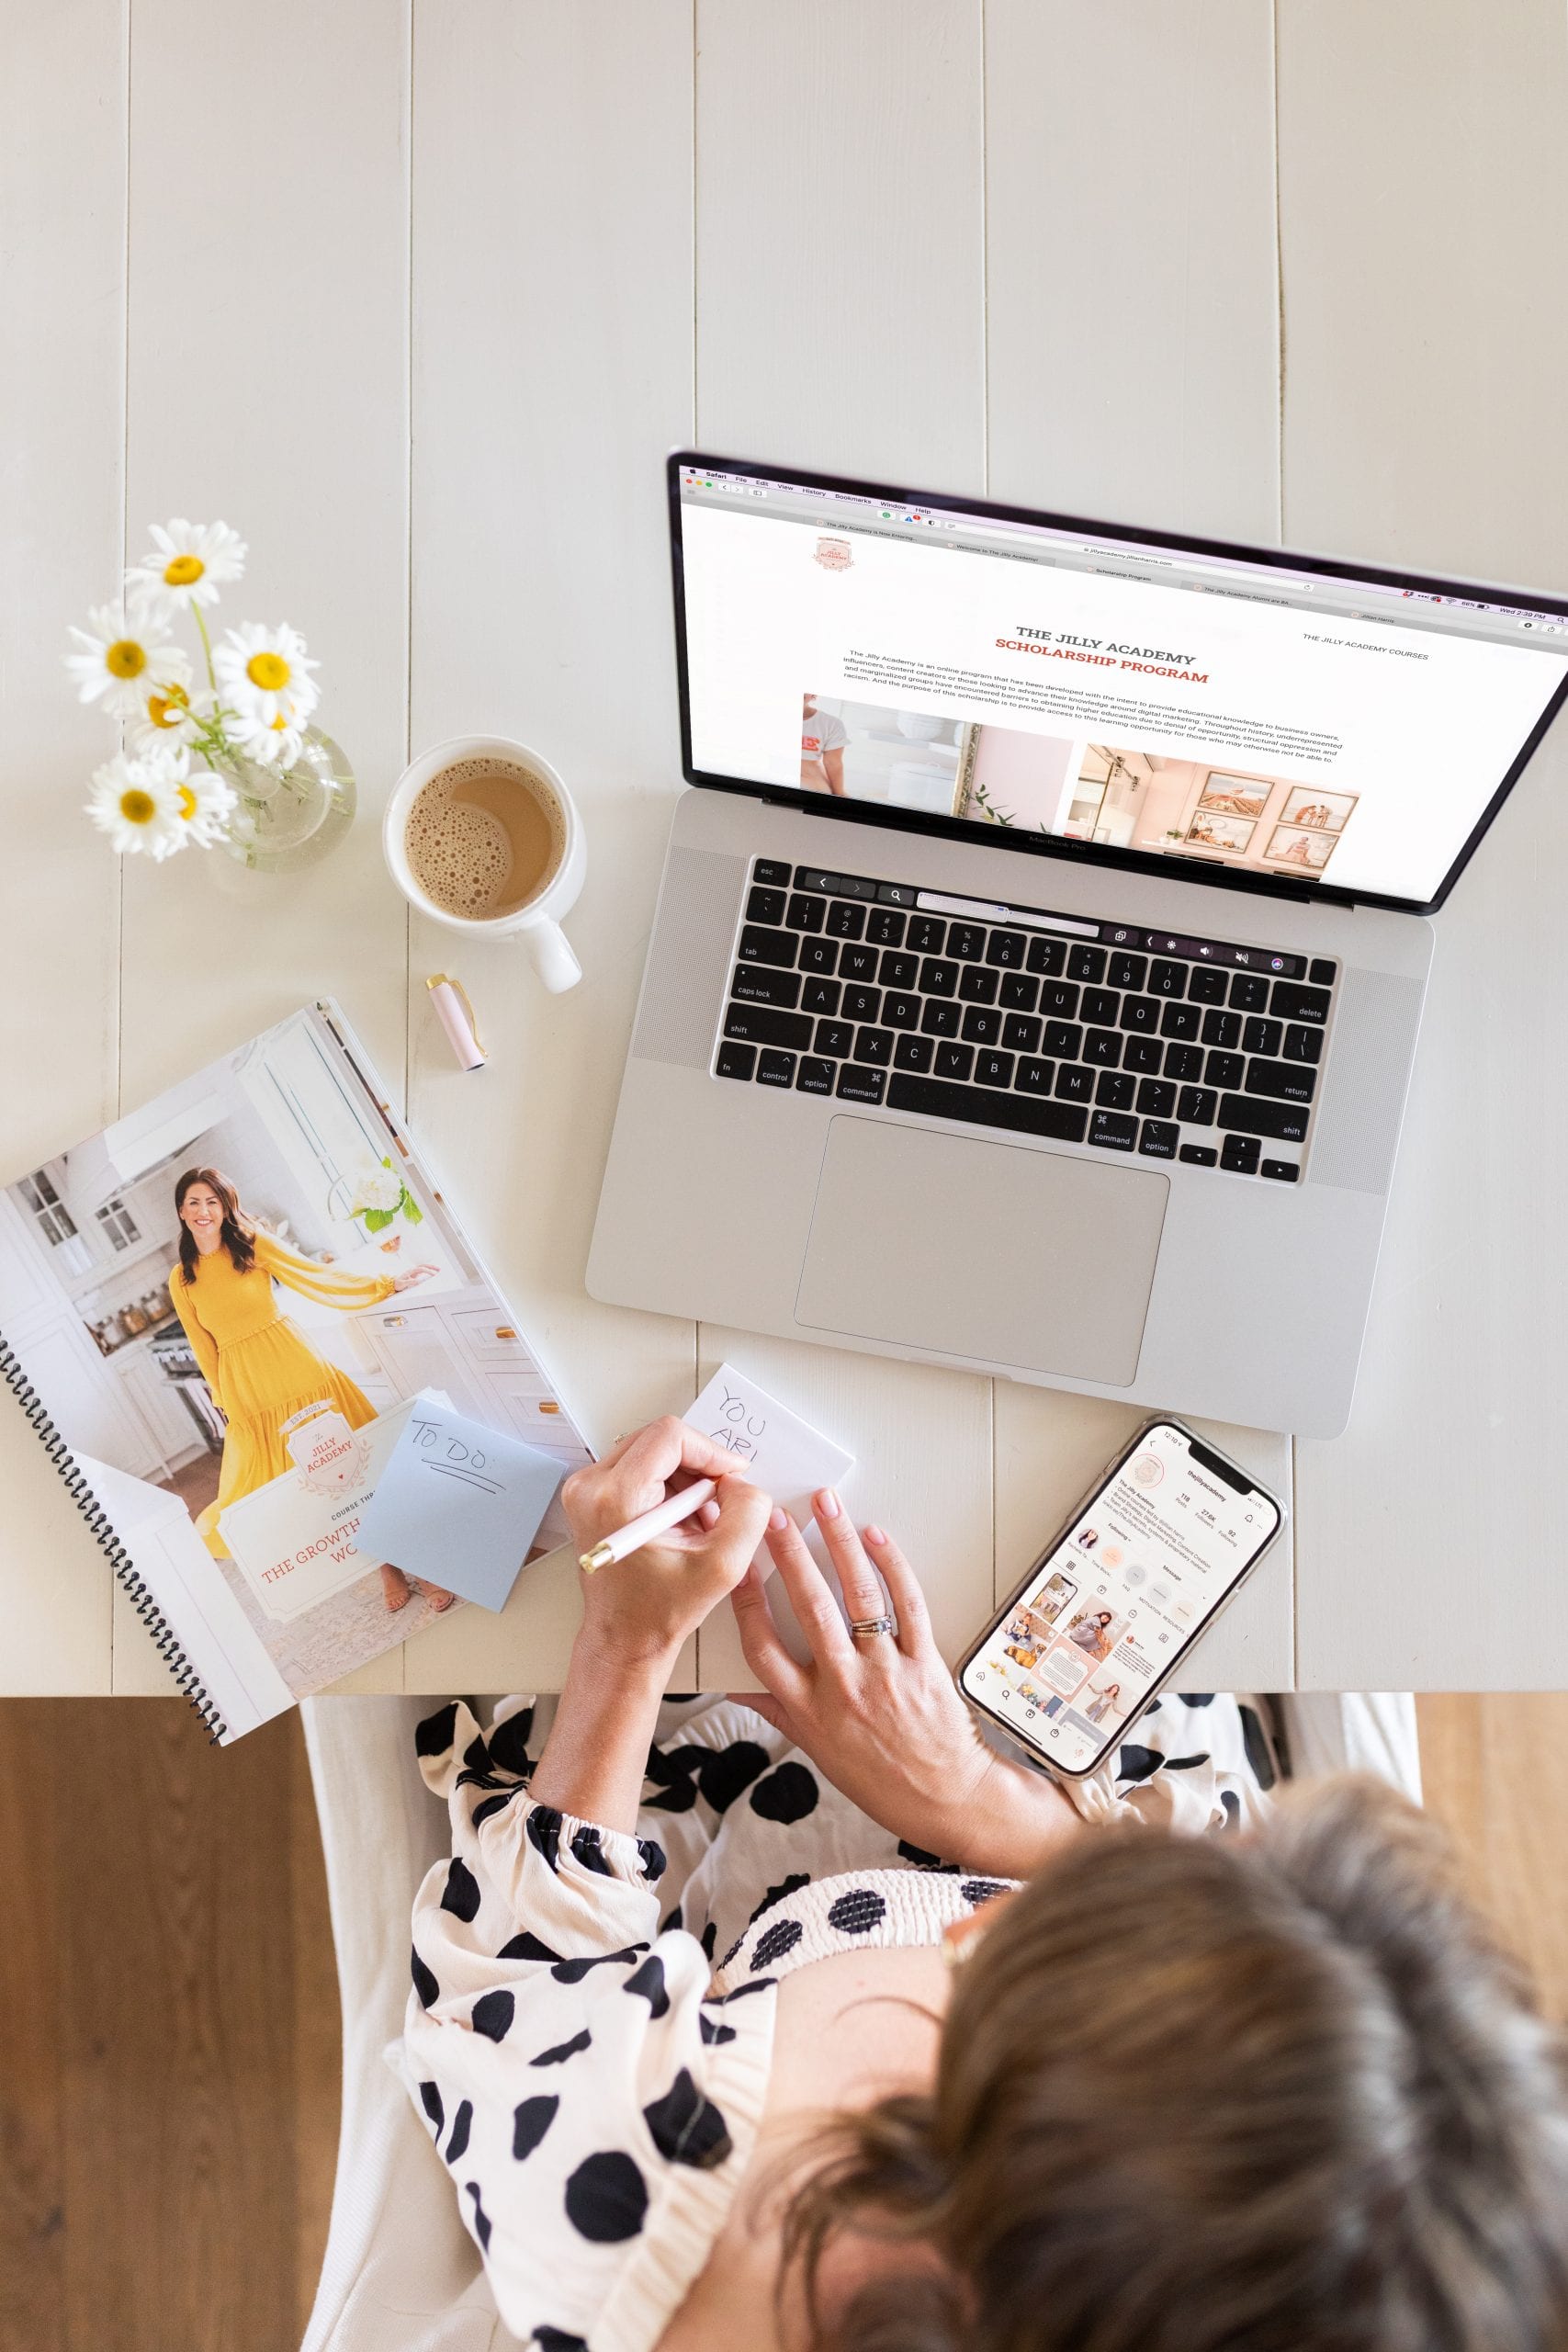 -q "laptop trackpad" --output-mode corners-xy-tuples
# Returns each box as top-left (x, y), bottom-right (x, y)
(795, 1116), (1168, 1385)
